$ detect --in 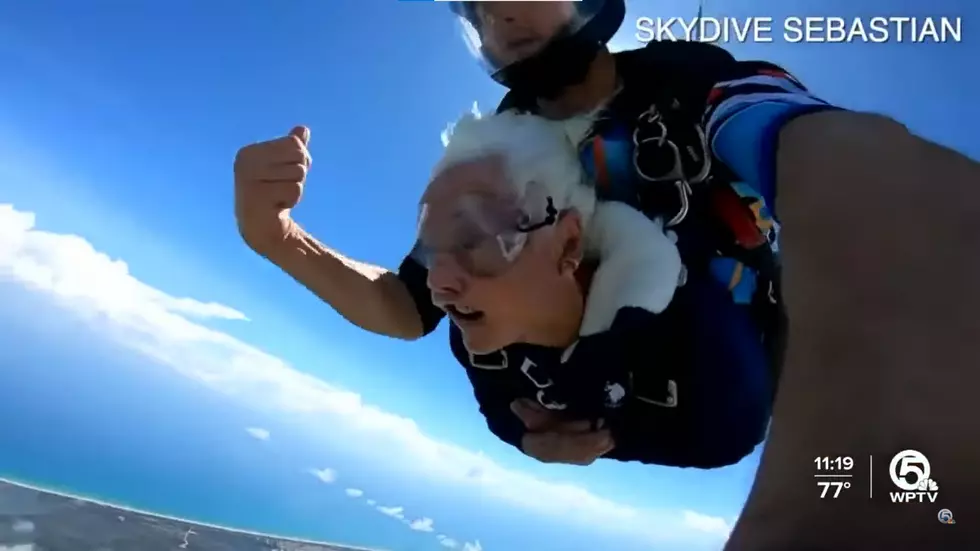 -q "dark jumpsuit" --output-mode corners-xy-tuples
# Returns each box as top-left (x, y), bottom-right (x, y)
(398, 42), (838, 468)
